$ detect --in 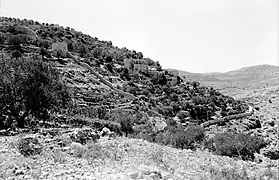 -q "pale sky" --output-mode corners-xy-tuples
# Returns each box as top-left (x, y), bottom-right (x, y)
(0, 0), (278, 73)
